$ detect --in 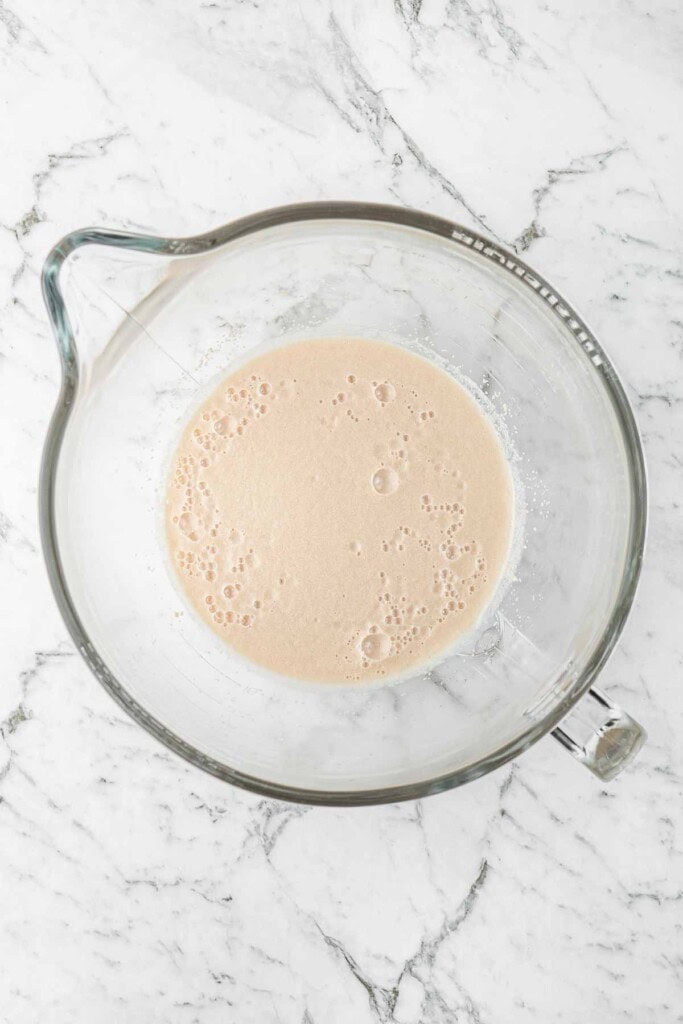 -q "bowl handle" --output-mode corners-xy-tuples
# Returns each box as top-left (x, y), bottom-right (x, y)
(551, 686), (646, 781)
